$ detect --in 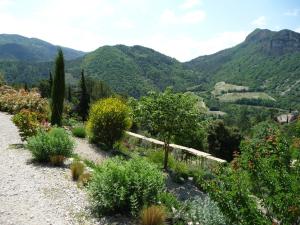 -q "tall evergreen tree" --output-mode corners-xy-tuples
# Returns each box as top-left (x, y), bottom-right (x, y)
(78, 69), (90, 121)
(51, 48), (65, 126)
